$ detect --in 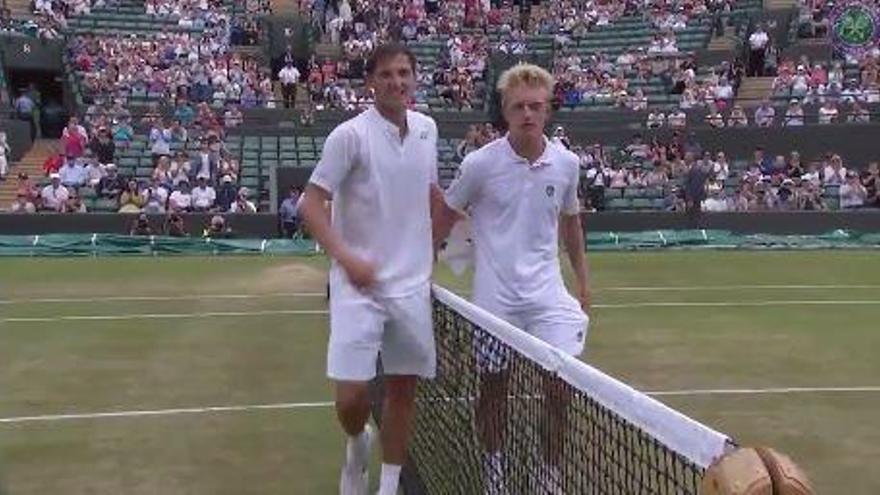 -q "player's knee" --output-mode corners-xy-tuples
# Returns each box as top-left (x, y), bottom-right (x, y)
(336, 384), (370, 414)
